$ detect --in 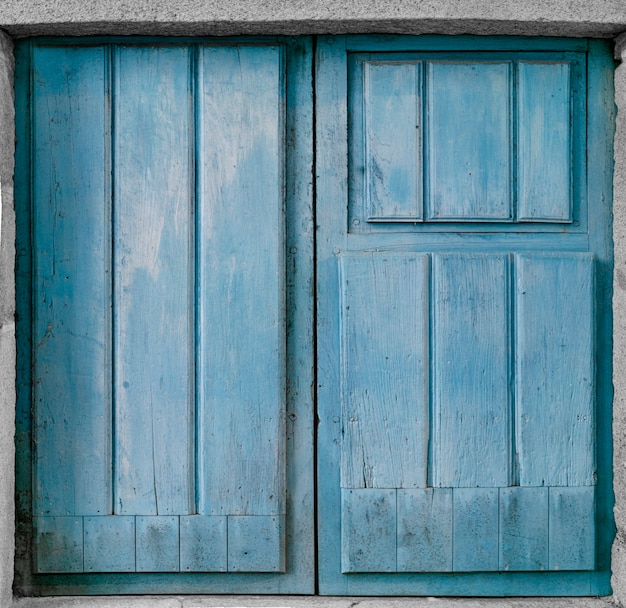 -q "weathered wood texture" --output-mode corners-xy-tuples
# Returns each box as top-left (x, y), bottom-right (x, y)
(196, 45), (286, 518)
(33, 45), (111, 518)
(29, 41), (299, 581)
(340, 253), (429, 489)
